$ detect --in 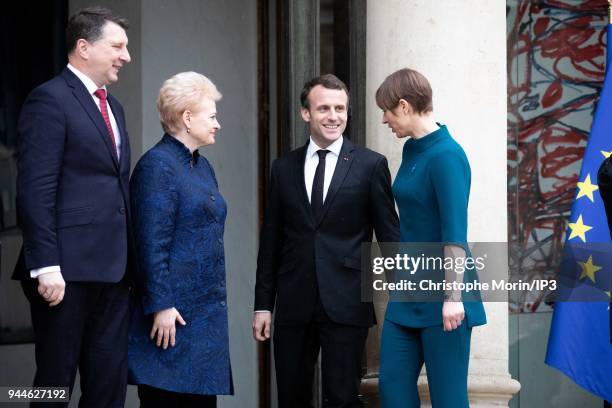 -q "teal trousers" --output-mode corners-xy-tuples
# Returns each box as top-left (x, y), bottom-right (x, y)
(379, 319), (472, 408)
